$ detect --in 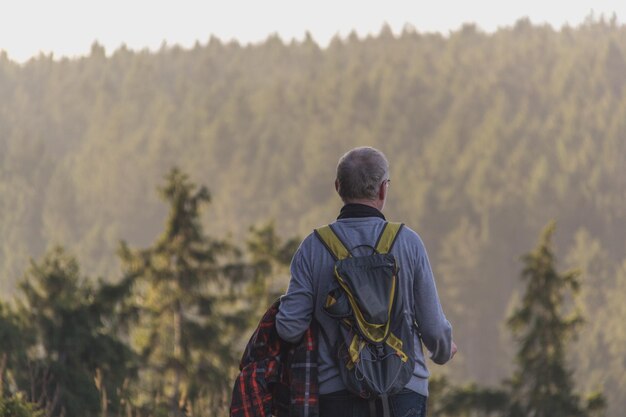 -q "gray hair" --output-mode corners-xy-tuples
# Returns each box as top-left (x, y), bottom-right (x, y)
(336, 147), (389, 201)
